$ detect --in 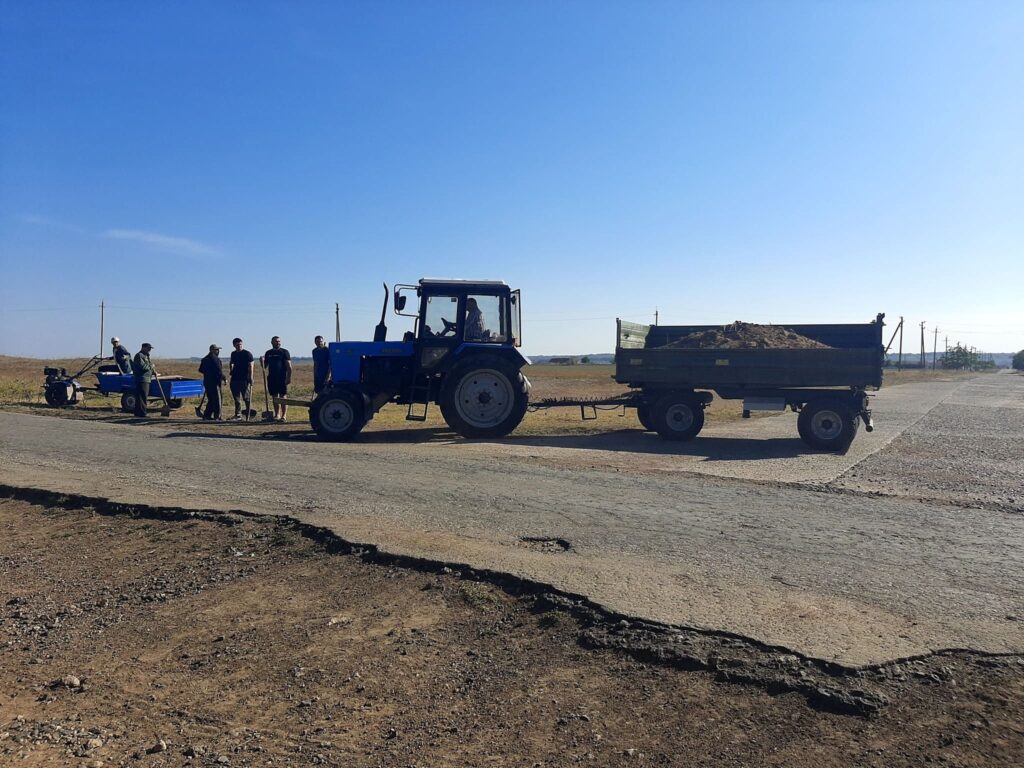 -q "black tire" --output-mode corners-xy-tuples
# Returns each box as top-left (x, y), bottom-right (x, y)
(167, 398), (183, 410)
(439, 354), (529, 438)
(797, 399), (860, 452)
(309, 388), (366, 442)
(120, 392), (138, 413)
(636, 403), (657, 432)
(45, 382), (68, 407)
(651, 391), (705, 441)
